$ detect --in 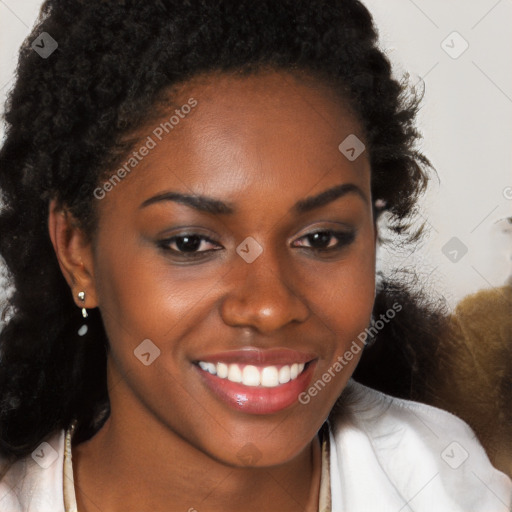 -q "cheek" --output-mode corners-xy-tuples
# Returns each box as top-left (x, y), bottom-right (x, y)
(304, 232), (376, 345)
(93, 221), (375, 360)
(92, 230), (220, 356)
(295, 235), (375, 410)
